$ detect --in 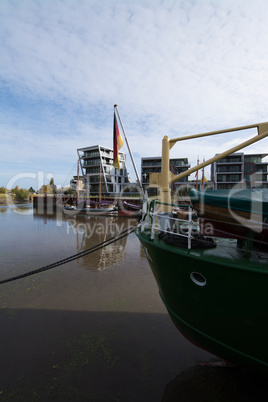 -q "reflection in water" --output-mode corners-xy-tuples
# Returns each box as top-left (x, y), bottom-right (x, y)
(33, 210), (137, 271)
(139, 240), (147, 260)
(10, 206), (33, 214)
(72, 216), (129, 271)
(97, 240), (126, 271)
(2, 205), (263, 401)
(0, 203), (32, 214)
(0, 206), (8, 213)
